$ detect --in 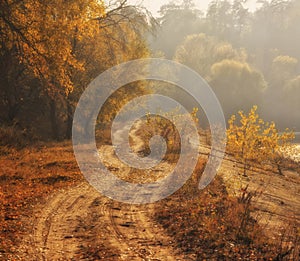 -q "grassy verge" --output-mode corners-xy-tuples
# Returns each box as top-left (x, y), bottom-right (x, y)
(0, 141), (83, 258)
(0, 129), (298, 260)
(153, 158), (298, 260)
